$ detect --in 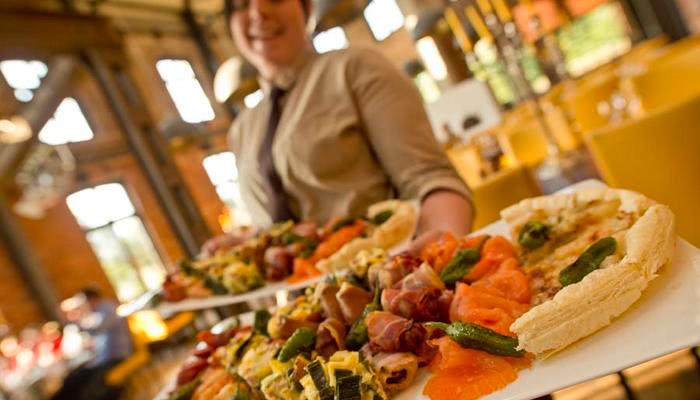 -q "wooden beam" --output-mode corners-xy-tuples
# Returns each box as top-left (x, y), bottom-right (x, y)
(0, 11), (122, 59)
